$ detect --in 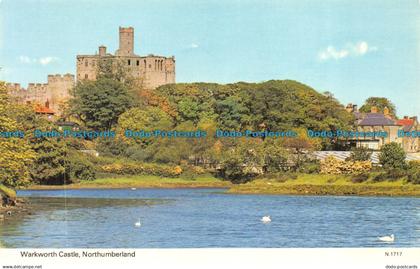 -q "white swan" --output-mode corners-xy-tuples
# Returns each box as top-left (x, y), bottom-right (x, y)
(134, 219), (141, 227)
(261, 216), (271, 223)
(131, 188), (137, 190)
(378, 234), (394, 242)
